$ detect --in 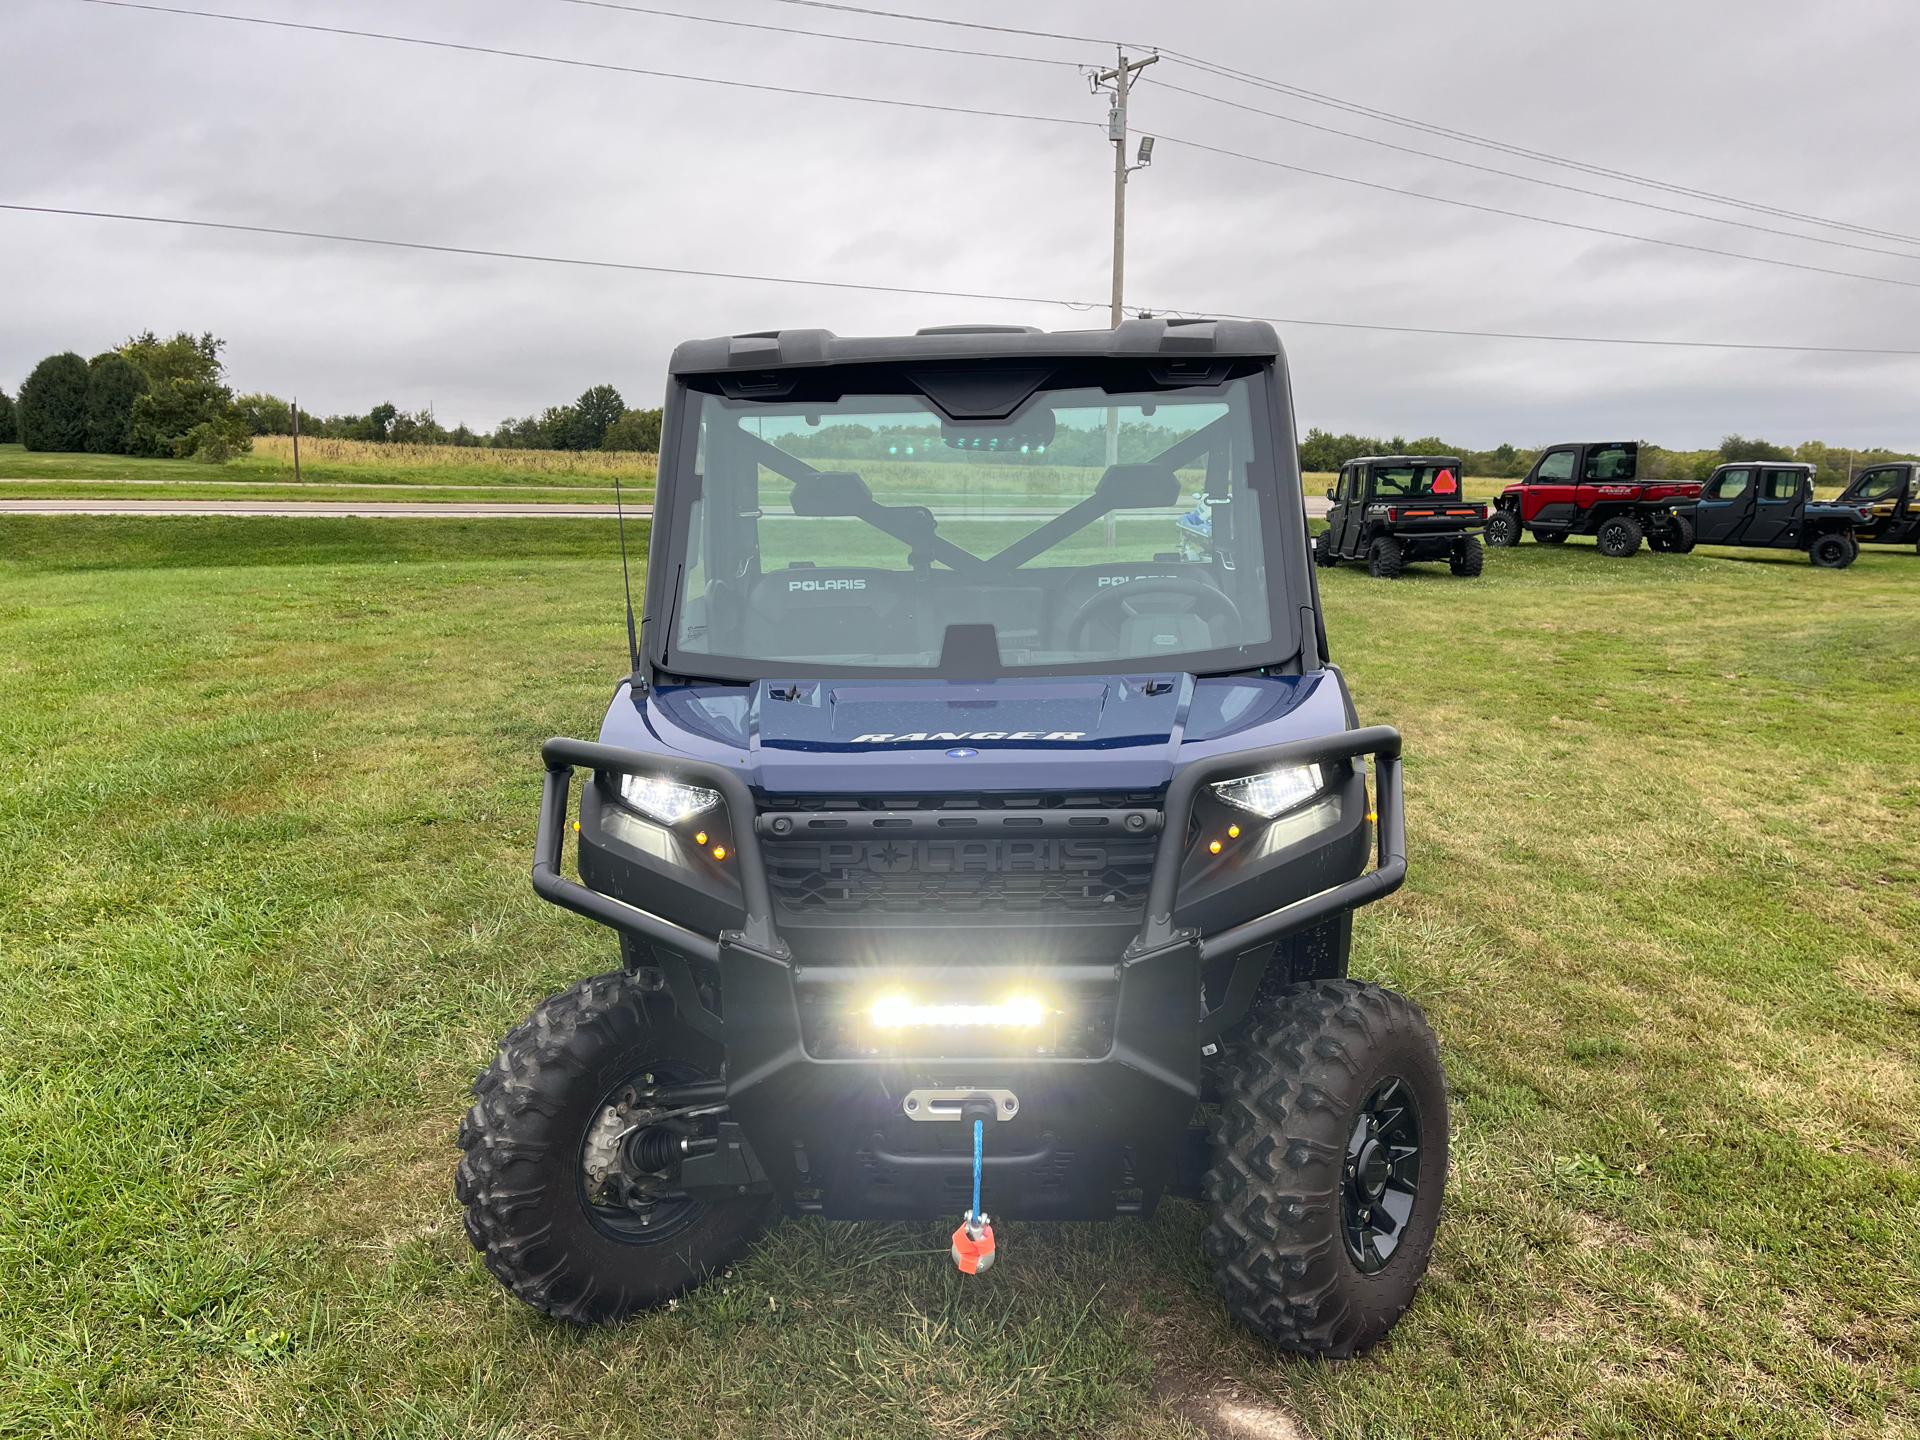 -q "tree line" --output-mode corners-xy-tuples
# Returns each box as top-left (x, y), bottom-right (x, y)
(0, 335), (664, 457)
(1298, 428), (1919, 490)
